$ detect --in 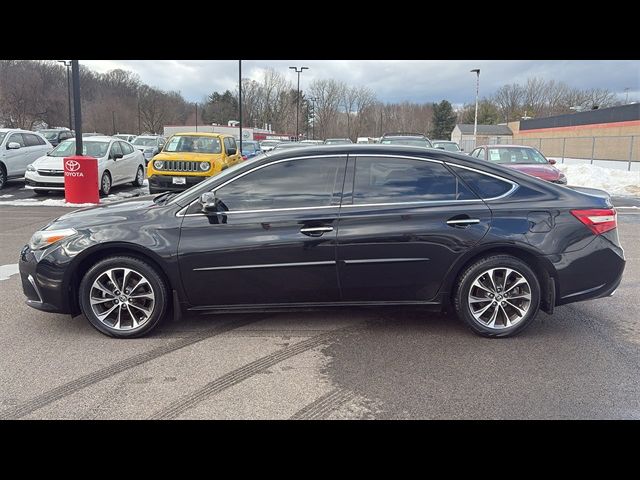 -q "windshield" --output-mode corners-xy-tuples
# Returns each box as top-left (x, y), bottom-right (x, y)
(169, 152), (268, 205)
(40, 131), (59, 140)
(488, 147), (548, 164)
(261, 140), (280, 146)
(434, 142), (460, 152)
(0, 132), (7, 144)
(48, 140), (109, 158)
(164, 135), (221, 153)
(133, 137), (157, 147)
(241, 142), (259, 152)
(381, 138), (432, 148)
